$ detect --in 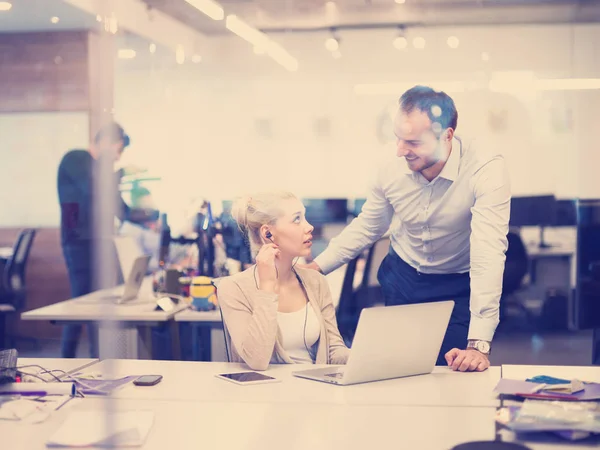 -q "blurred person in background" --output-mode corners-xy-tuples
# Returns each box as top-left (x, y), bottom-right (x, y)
(57, 122), (132, 358)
